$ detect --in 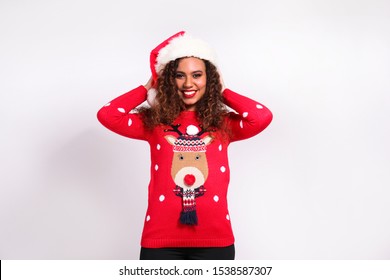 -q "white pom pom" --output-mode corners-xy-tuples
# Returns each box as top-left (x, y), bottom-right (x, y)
(186, 125), (199, 135)
(147, 88), (158, 107)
